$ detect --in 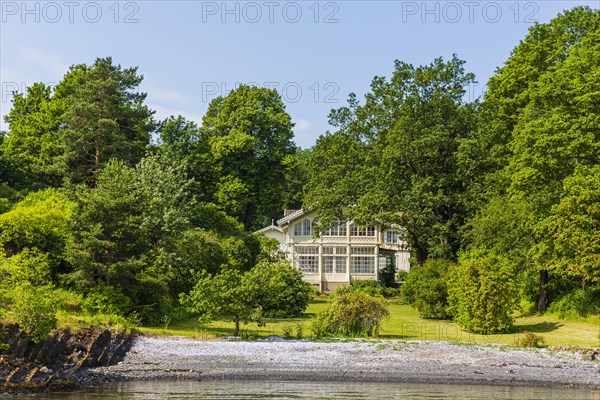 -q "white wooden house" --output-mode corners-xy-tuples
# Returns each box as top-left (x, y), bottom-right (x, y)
(257, 209), (410, 293)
